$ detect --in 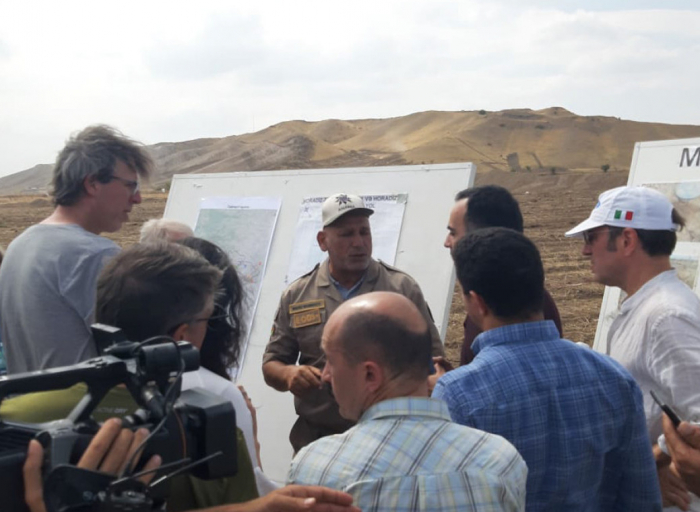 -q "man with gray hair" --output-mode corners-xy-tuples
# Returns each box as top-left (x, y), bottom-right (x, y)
(139, 218), (194, 243)
(288, 291), (526, 511)
(0, 125), (152, 373)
